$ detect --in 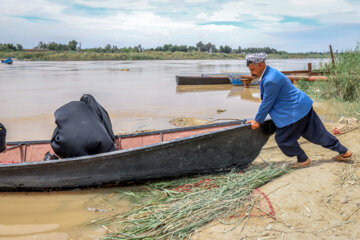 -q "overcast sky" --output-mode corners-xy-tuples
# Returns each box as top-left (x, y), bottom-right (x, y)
(0, 0), (359, 52)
